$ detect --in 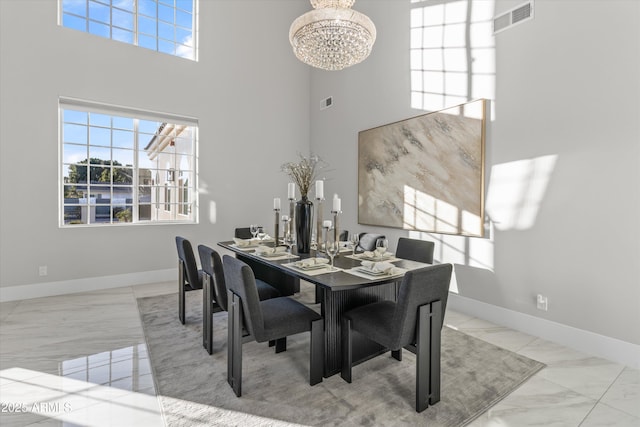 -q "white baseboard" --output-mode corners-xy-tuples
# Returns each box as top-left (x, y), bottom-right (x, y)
(448, 293), (640, 370)
(0, 269), (176, 302)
